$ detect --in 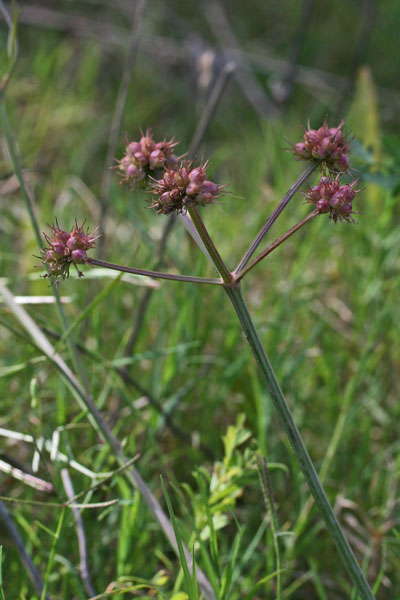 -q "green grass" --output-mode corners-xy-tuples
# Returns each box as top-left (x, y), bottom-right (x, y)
(1, 4), (400, 599)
